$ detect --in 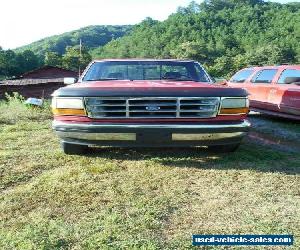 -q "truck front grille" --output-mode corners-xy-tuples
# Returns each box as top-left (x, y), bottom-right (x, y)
(84, 97), (220, 119)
